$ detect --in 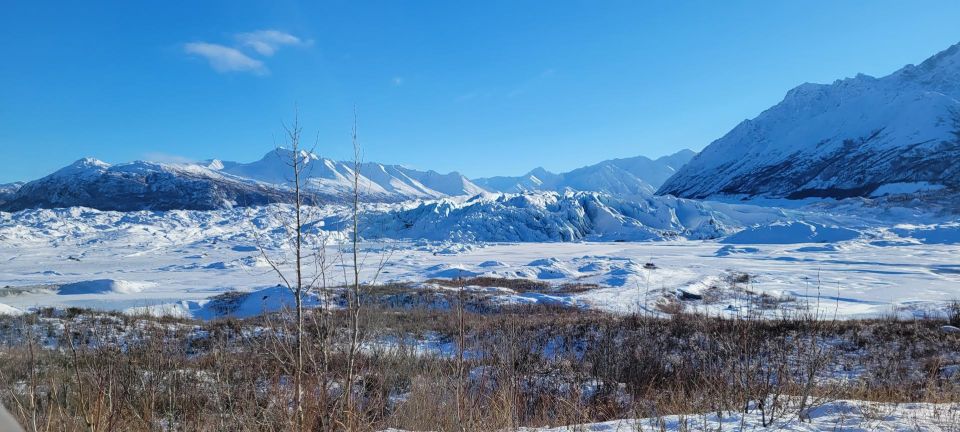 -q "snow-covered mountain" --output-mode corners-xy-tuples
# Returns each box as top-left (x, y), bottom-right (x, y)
(0, 183), (22, 206)
(0, 158), (296, 212)
(659, 42), (960, 200)
(214, 149), (486, 201)
(0, 148), (694, 212)
(474, 149), (695, 196)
